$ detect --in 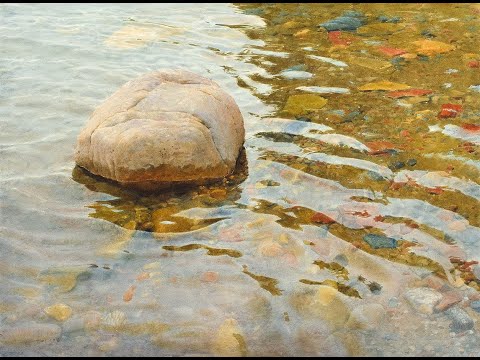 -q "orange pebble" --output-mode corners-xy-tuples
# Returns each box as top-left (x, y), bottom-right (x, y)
(136, 272), (150, 281)
(201, 271), (219, 283)
(123, 285), (136, 302)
